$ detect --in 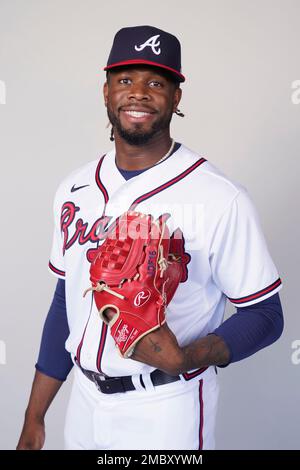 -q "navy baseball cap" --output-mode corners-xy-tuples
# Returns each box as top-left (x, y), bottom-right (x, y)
(104, 25), (185, 82)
